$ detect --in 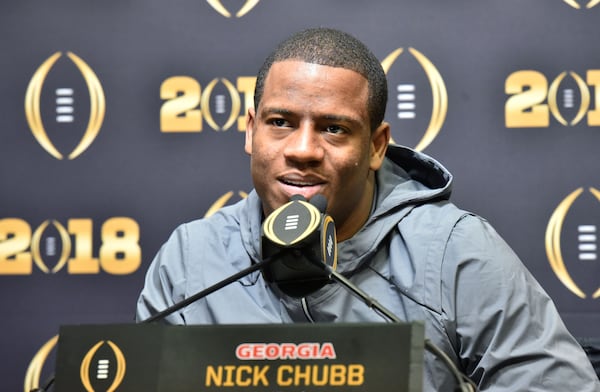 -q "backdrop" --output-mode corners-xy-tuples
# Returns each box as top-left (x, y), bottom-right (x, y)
(1, 1), (599, 390)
